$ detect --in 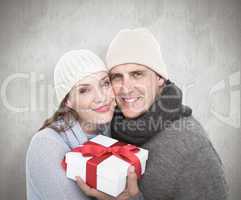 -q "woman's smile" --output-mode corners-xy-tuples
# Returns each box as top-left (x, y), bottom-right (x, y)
(94, 103), (112, 113)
